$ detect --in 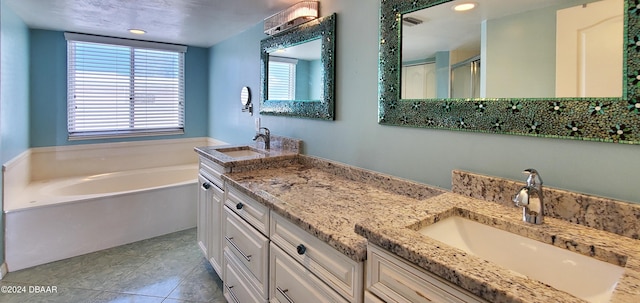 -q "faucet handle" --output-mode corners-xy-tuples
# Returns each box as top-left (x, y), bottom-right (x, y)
(513, 187), (529, 207)
(522, 168), (542, 187)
